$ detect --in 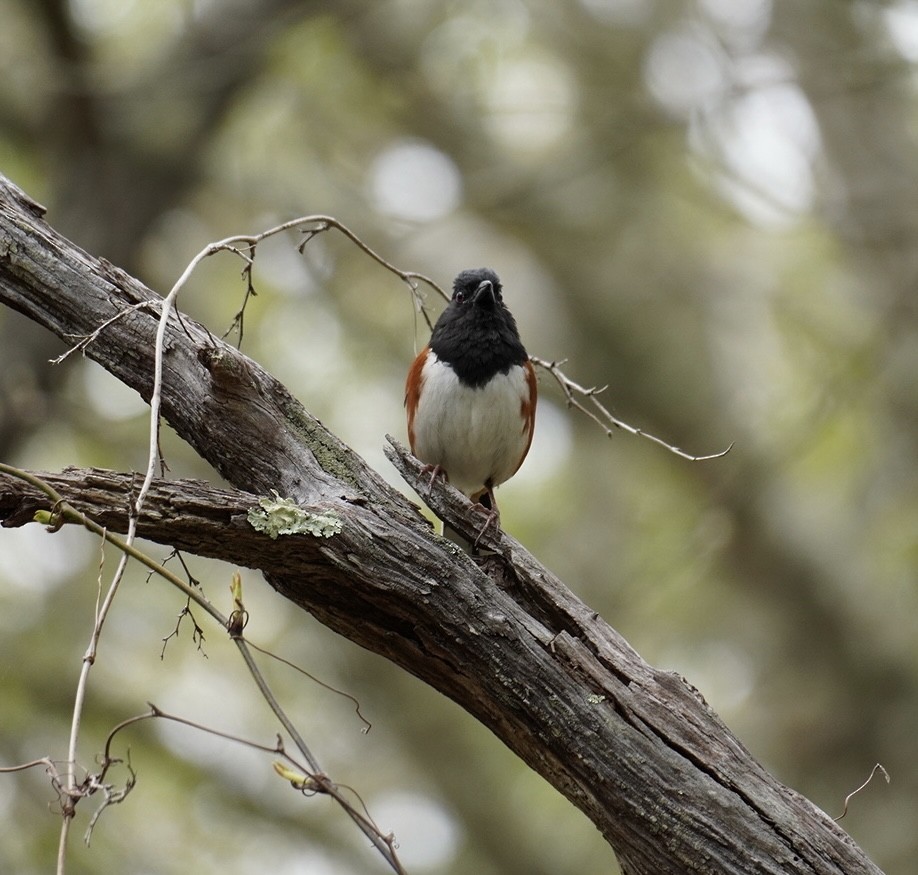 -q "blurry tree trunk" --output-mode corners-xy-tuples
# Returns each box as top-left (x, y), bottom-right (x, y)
(0, 0), (325, 462)
(0, 175), (884, 875)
